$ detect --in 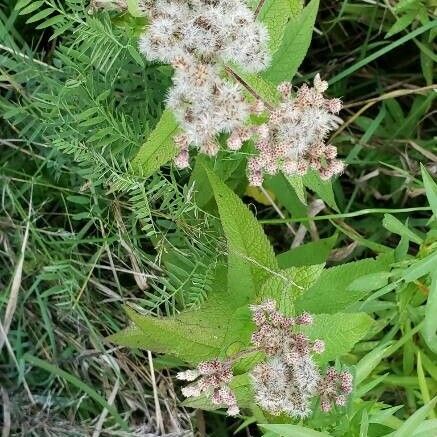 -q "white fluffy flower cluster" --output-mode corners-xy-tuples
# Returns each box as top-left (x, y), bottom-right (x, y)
(167, 58), (250, 167)
(138, 0), (270, 167)
(139, 0), (270, 71)
(249, 300), (326, 418)
(240, 74), (344, 186)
